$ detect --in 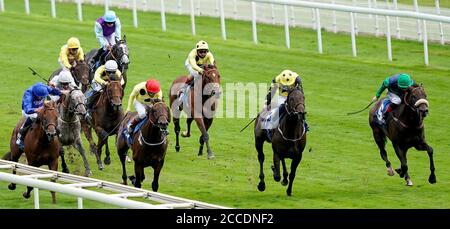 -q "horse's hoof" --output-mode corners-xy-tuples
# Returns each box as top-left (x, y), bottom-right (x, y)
(406, 179), (413, 186)
(429, 174), (437, 184)
(85, 170), (93, 177)
(104, 157), (111, 165)
(98, 164), (104, 171)
(207, 153), (215, 159)
(281, 180), (288, 186)
(198, 151), (203, 156)
(257, 182), (266, 192)
(8, 183), (16, 190)
(181, 131), (190, 138)
(23, 192), (31, 199)
(175, 145), (180, 152)
(62, 168), (70, 174)
(286, 190), (292, 196)
(387, 167), (394, 176)
(129, 176), (136, 185)
(273, 175), (281, 182)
